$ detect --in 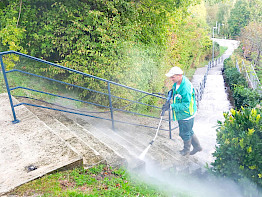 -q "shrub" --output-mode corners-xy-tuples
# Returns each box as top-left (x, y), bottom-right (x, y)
(211, 107), (262, 190)
(233, 85), (262, 109)
(223, 67), (248, 89)
(223, 57), (235, 69)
